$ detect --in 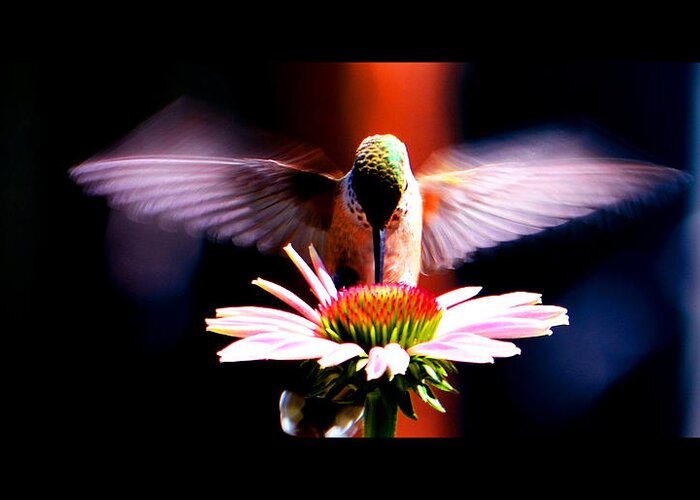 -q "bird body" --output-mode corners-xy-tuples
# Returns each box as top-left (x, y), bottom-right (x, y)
(326, 138), (423, 285)
(70, 107), (690, 289)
